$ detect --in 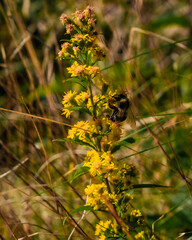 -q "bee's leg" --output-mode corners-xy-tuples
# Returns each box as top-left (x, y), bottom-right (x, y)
(108, 102), (118, 110)
(109, 109), (119, 122)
